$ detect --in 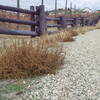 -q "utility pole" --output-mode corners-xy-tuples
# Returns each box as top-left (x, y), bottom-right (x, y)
(17, 0), (20, 29)
(74, 4), (76, 17)
(70, 2), (72, 18)
(65, 0), (67, 15)
(55, 0), (57, 17)
(41, 0), (44, 5)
